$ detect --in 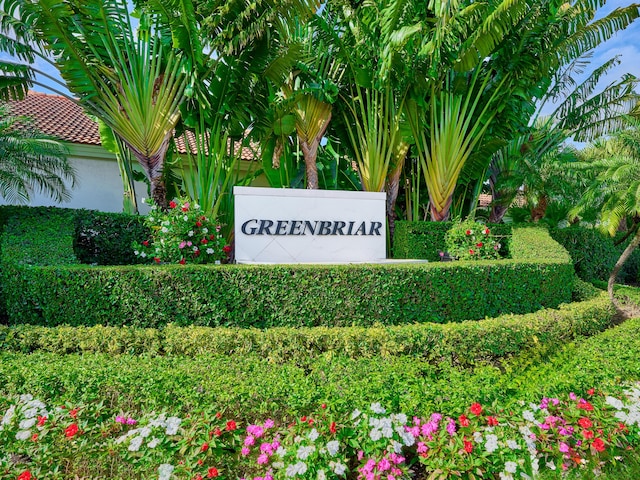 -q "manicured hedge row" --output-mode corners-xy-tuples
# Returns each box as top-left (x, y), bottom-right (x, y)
(550, 226), (640, 283)
(392, 221), (512, 260)
(1, 208), (573, 327)
(73, 210), (149, 265)
(0, 290), (612, 365)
